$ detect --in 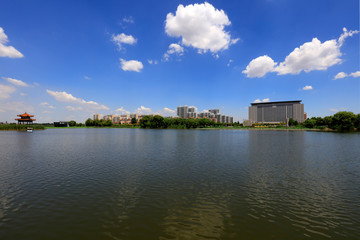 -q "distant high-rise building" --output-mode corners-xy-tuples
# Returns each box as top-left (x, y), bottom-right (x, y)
(130, 114), (138, 120)
(249, 100), (305, 123)
(93, 114), (101, 121)
(187, 112), (197, 118)
(177, 105), (188, 118)
(177, 105), (234, 122)
(188, 107), (196, 113)
(112, 116), (121, 123)
(209, 109), (220, 115)
(103, 114), (115, 121)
